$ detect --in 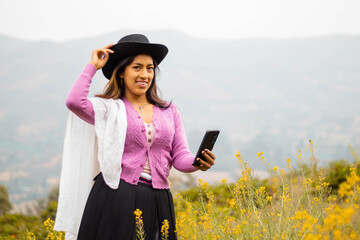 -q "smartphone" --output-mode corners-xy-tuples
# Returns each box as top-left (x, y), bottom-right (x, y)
(192, 130), (220, 167)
